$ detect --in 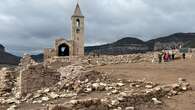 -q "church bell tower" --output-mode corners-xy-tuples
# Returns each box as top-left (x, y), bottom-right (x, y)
(71, 3), (85, 56)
